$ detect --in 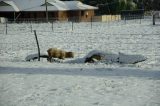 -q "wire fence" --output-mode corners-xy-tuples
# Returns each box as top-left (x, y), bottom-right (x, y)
(1, 18), (155, 34)
(0, 16), (160, 66)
